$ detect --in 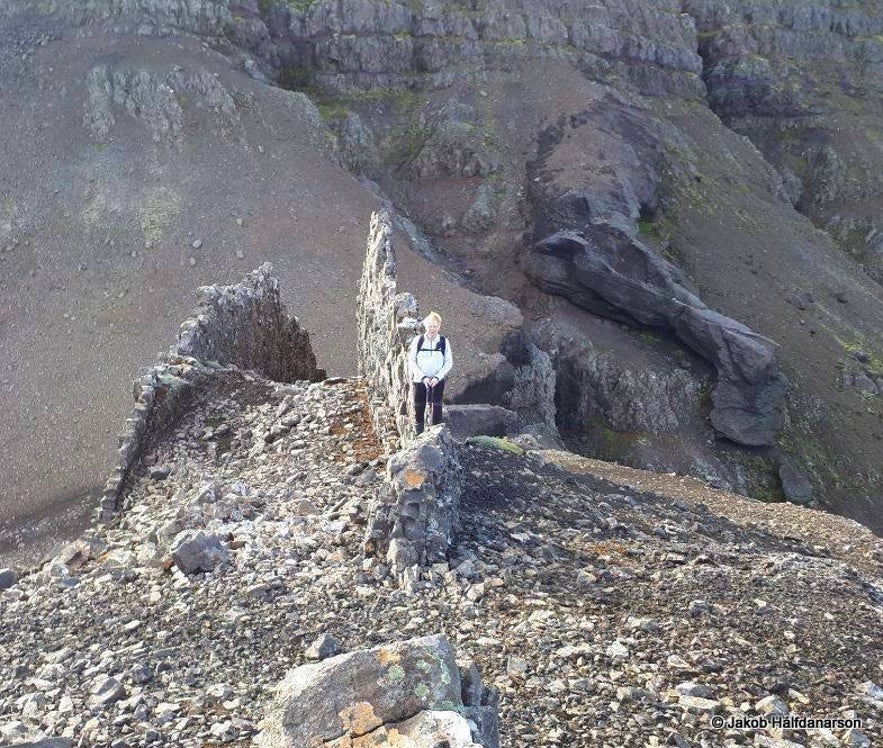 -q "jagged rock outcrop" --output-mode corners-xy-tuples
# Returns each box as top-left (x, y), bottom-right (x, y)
(99, 264), (323, 519)
(525, 229), (788, 446)
(553, 337), (701, 436)
(174, 262), (324, 383)
(83, 64), (240, 143)
(233, 0), (704, 98)
(257, 635), (498, 748)
(37, 0), (706, 99)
